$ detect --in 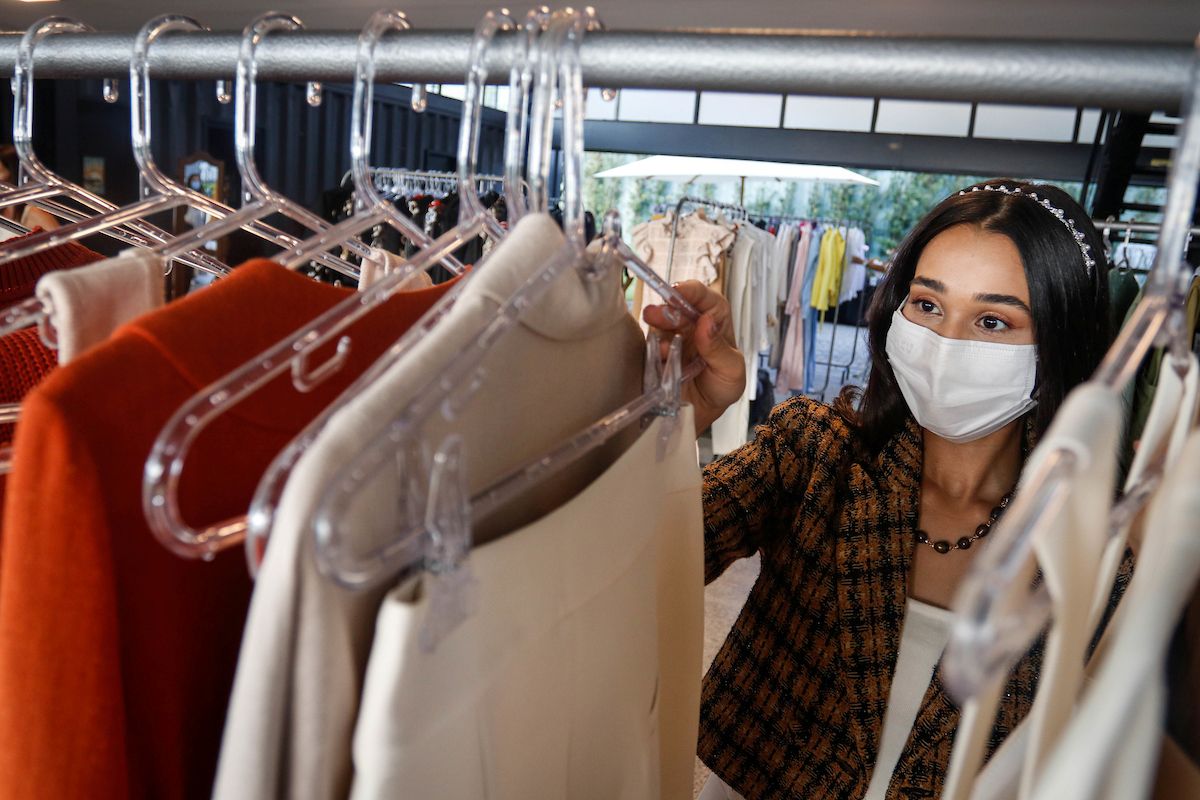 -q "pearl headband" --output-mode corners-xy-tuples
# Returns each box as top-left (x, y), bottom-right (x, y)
(958, 184), (1096, 276)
